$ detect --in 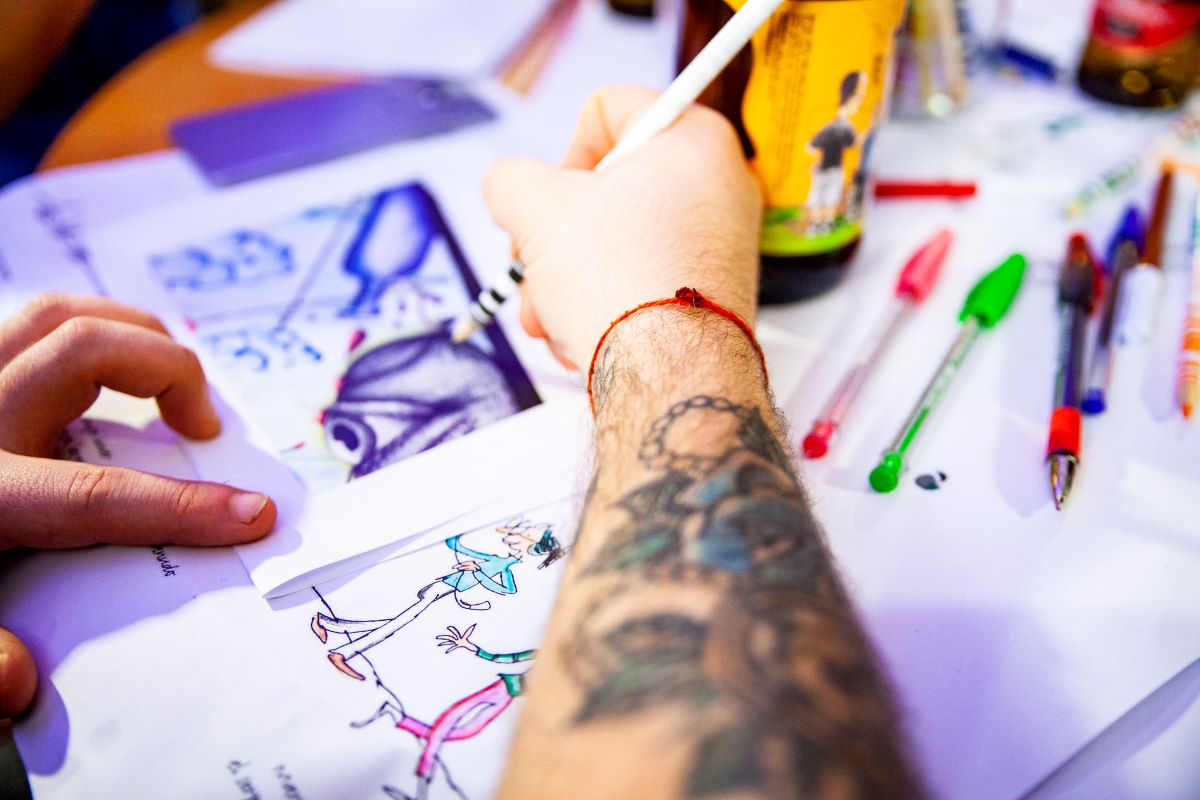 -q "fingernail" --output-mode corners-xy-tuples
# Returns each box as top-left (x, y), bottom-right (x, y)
(229, 492), (268, 524)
